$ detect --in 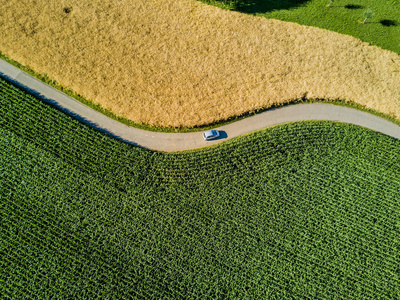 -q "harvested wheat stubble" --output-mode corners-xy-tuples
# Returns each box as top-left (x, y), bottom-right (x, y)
(1, 0), (400, 128)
